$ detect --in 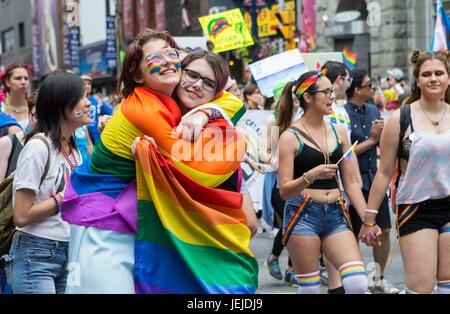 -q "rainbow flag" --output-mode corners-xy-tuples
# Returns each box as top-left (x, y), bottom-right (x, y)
(342, 48), (358, 70)
(337, 141), (358, 165)
(134, 141), (258, 293)
(62, 86), (254, 293)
